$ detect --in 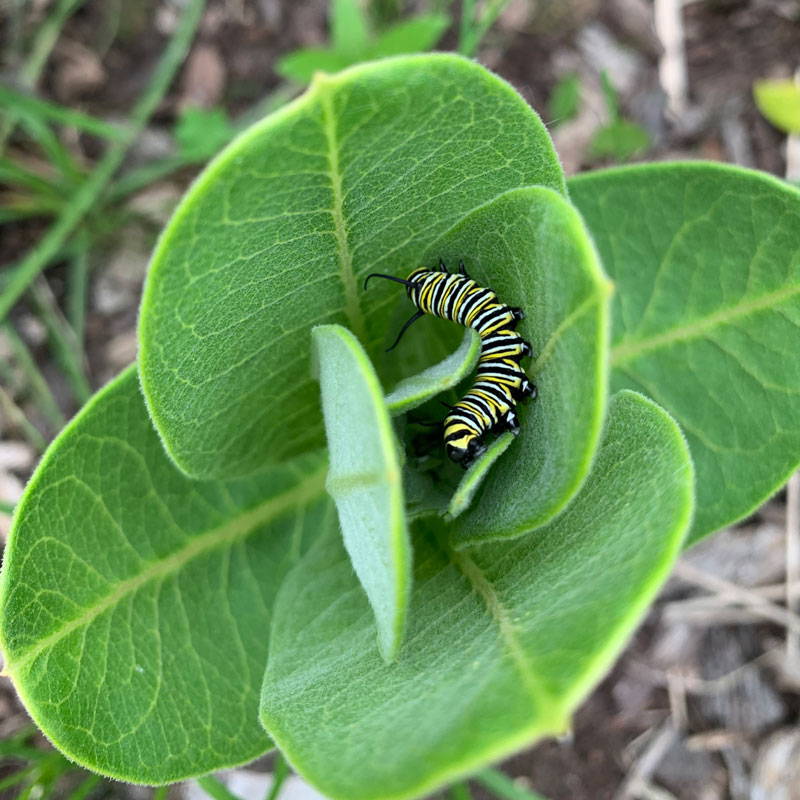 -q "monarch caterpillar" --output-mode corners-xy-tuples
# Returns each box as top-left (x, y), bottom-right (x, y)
(365, 259), (536, 467)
